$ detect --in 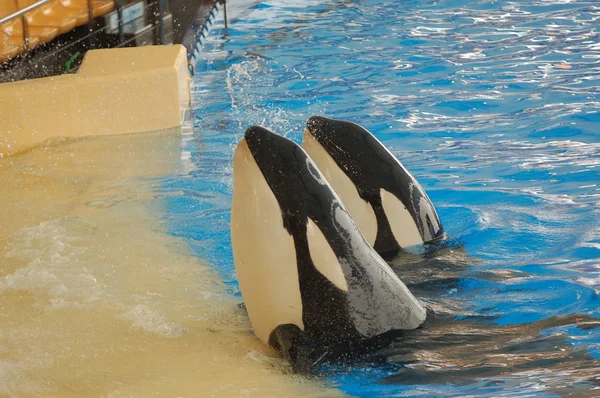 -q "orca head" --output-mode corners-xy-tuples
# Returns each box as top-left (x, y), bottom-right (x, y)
(231, 126), (306, 347)
(231, 125), (426, 370)
(304, 116), (445, 258)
